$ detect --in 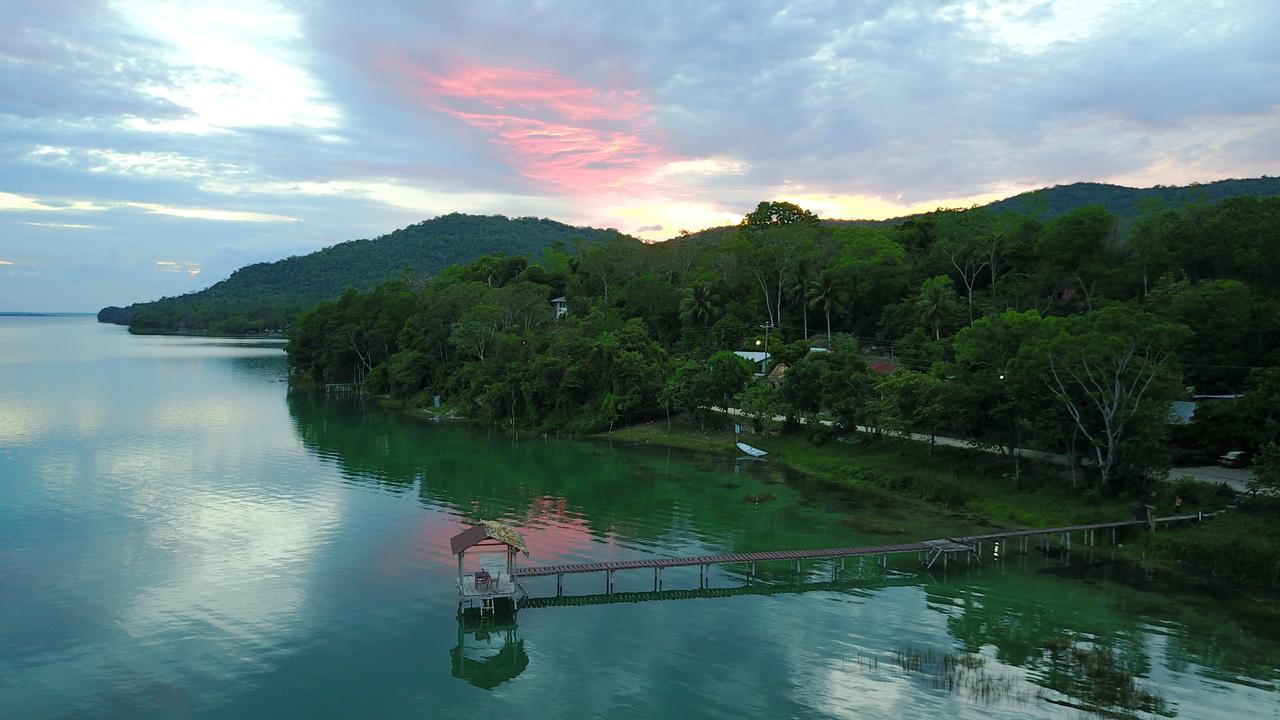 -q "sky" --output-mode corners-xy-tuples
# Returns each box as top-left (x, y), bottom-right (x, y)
(2, 0), (1278, 312)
